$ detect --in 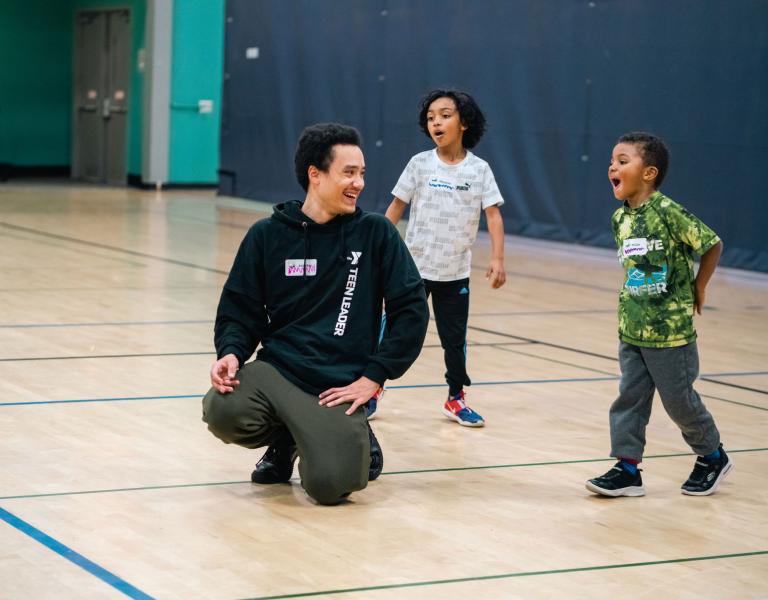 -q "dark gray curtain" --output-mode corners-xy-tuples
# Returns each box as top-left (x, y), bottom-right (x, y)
(219, 0), (768, 271)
